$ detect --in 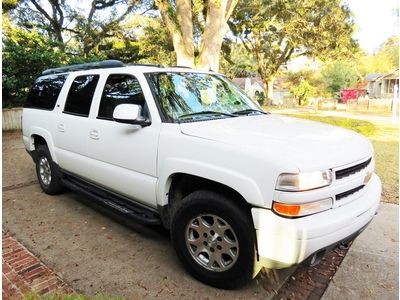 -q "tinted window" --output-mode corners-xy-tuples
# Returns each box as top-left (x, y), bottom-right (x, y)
(64, 75), (99, 116)
(98, 74), (148, 120)
(25, 74), (68, 110)
(146, 72), (258, 122)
